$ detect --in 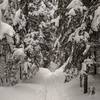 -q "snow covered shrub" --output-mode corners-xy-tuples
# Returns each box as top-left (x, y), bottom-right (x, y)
(12, 48), (26, 64)
(0, 21), (15, 40)
(13, 8), (26, 30)
(66, 0), (87, 16)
